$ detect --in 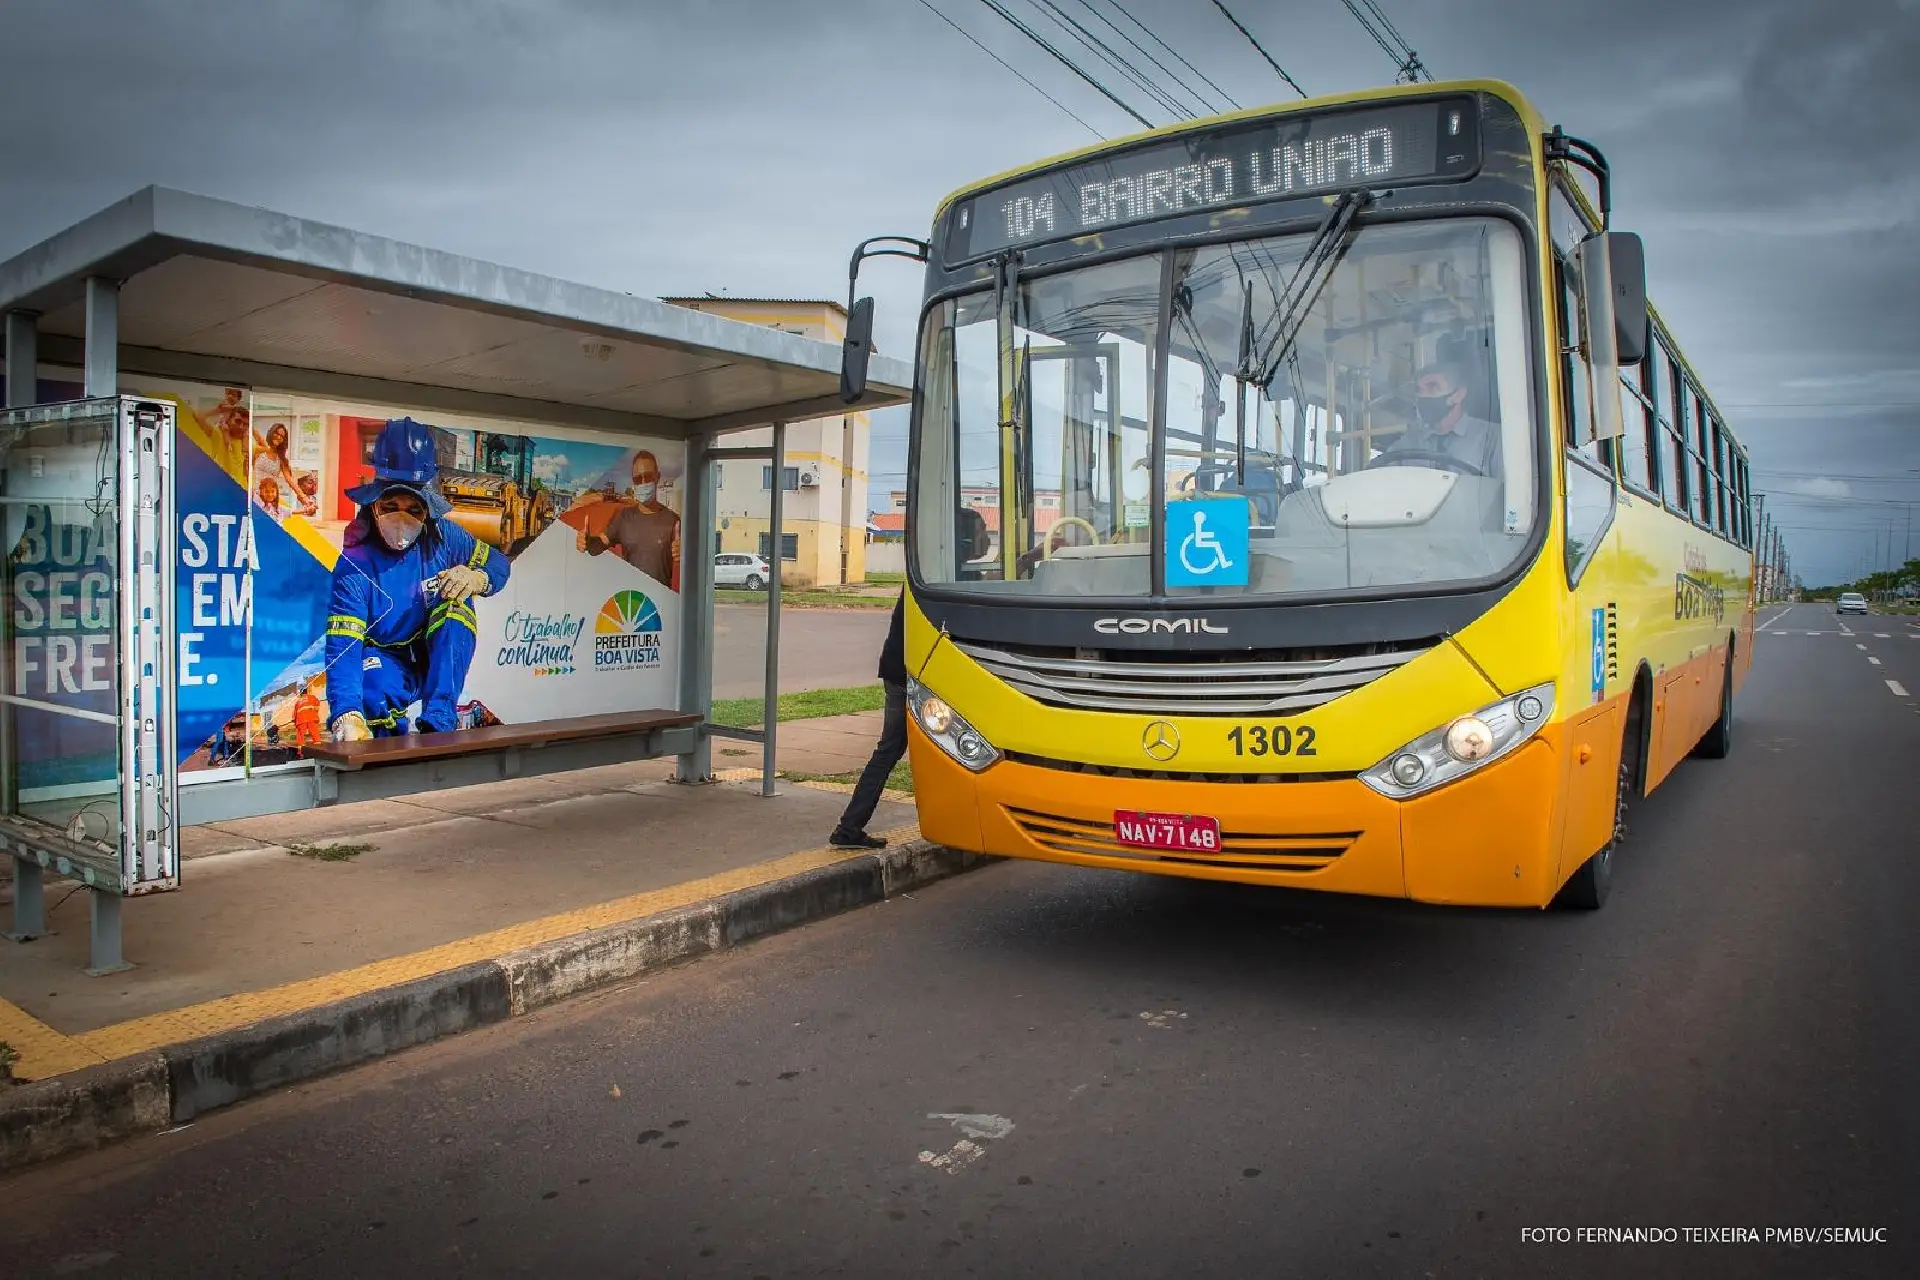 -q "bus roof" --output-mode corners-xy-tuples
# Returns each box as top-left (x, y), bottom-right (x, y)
(931, 77), (1546, 221)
